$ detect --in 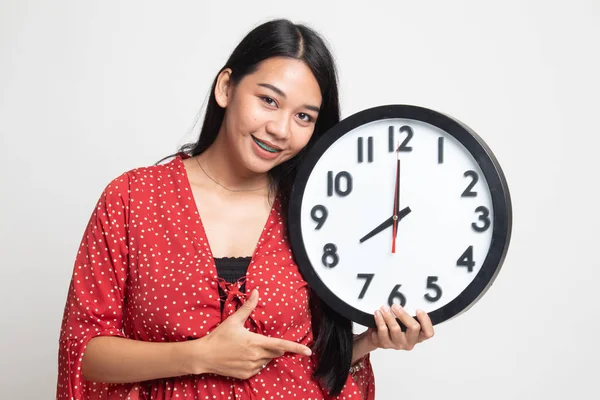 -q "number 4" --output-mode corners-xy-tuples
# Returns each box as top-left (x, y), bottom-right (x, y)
(457, 245), (475, 272)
